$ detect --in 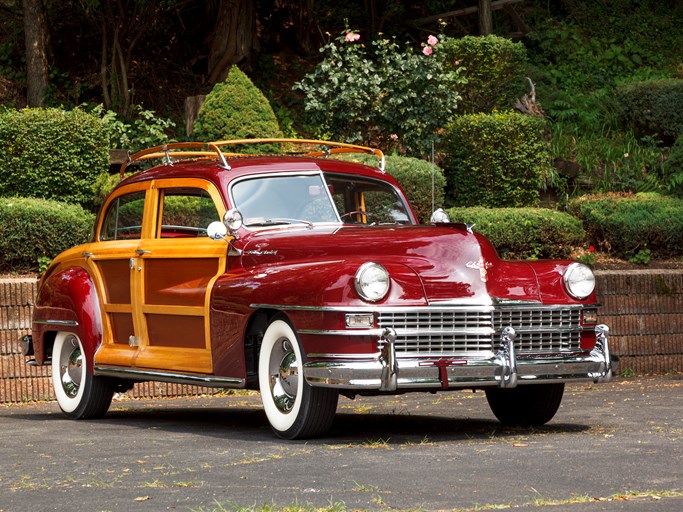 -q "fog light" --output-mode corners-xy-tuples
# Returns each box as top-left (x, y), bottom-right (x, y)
(346, 313), (374, 329)
(583, 309), (598, 324)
